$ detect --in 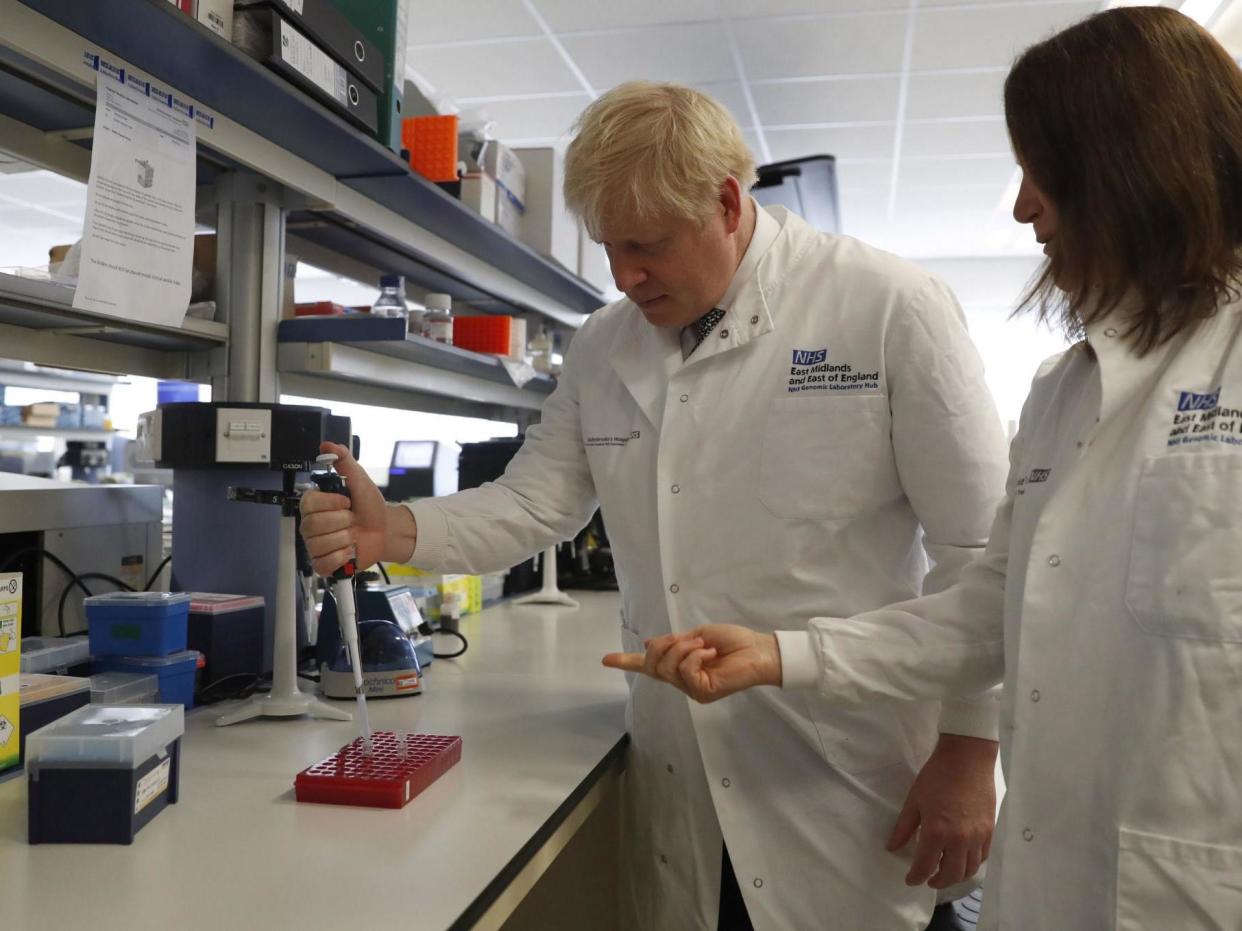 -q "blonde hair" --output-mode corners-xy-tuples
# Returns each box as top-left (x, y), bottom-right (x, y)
(564, 81), (757, 237)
